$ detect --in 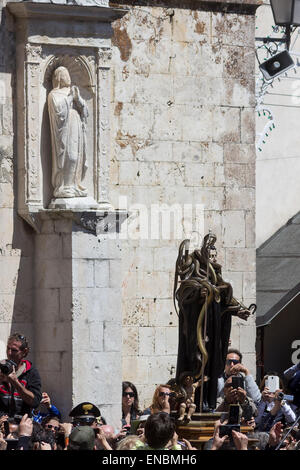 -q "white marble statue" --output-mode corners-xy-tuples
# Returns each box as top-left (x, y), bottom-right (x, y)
(48, 66), (88, 198)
